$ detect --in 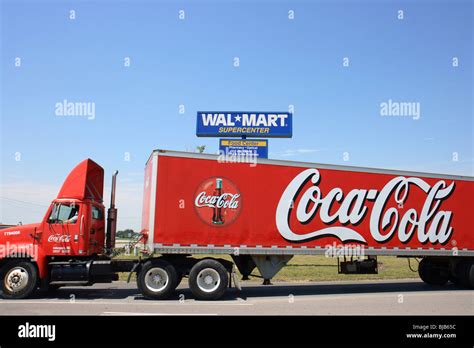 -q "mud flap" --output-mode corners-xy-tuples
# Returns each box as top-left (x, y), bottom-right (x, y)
(232, 266), (242, 291)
